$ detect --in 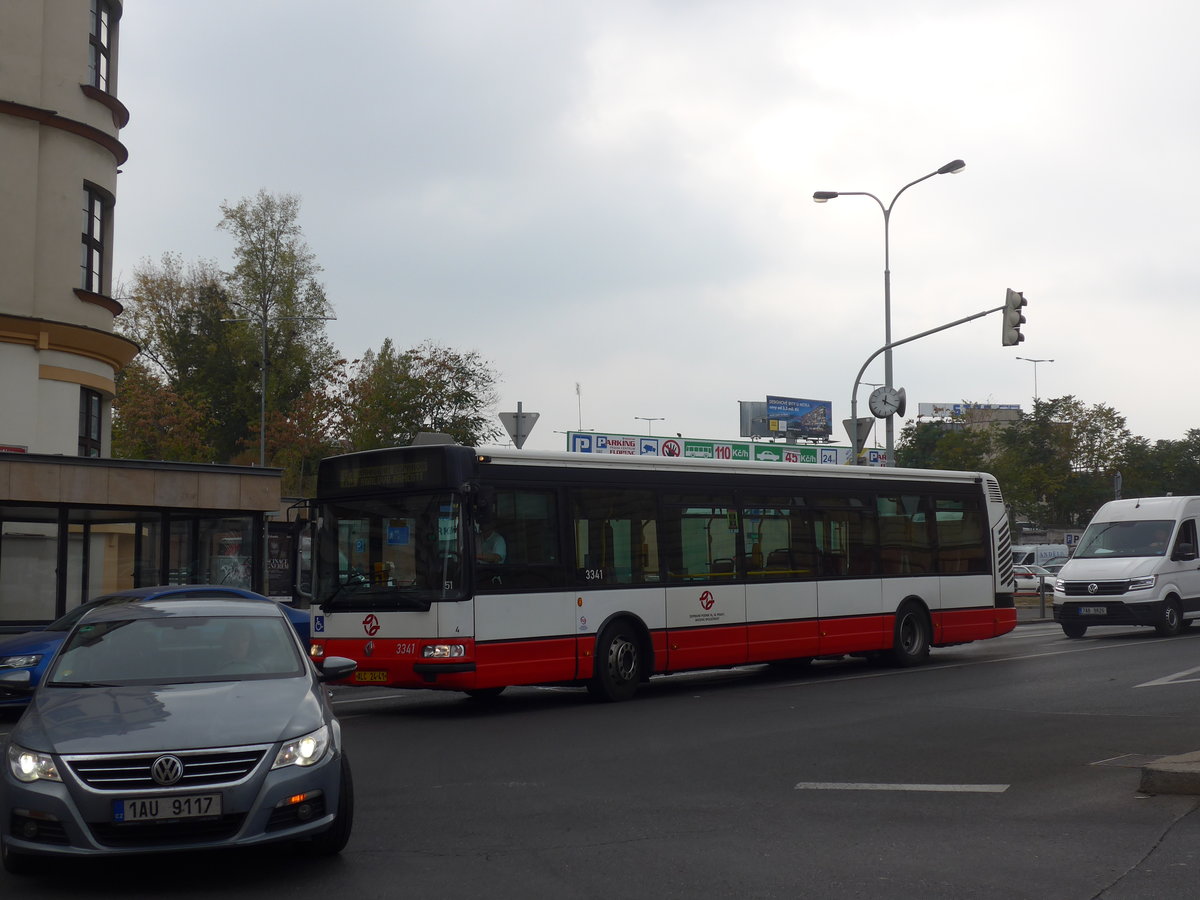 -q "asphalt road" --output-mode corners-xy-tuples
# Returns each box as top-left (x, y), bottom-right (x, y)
(6, 621), (1200, 898)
